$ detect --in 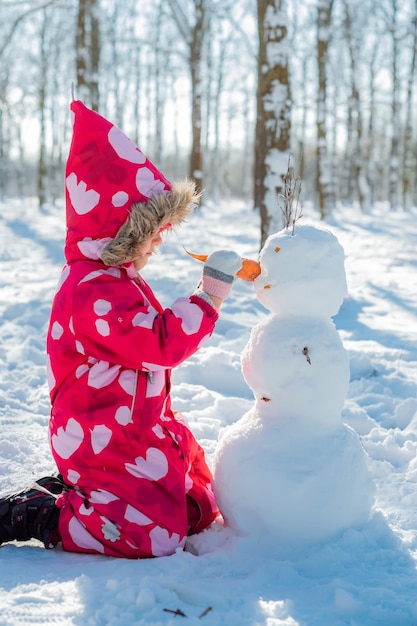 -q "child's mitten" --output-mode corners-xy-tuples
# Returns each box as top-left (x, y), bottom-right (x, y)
(201, 250), (242, 299)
